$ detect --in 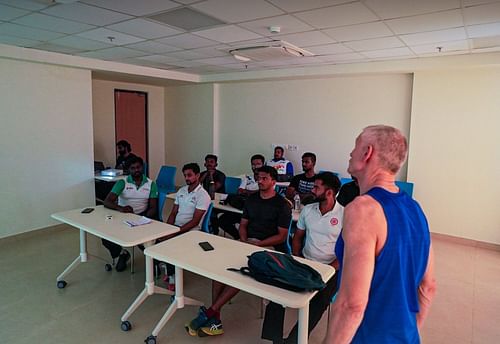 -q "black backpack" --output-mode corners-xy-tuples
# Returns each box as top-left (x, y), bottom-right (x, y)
(228, 251), (326, 292)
